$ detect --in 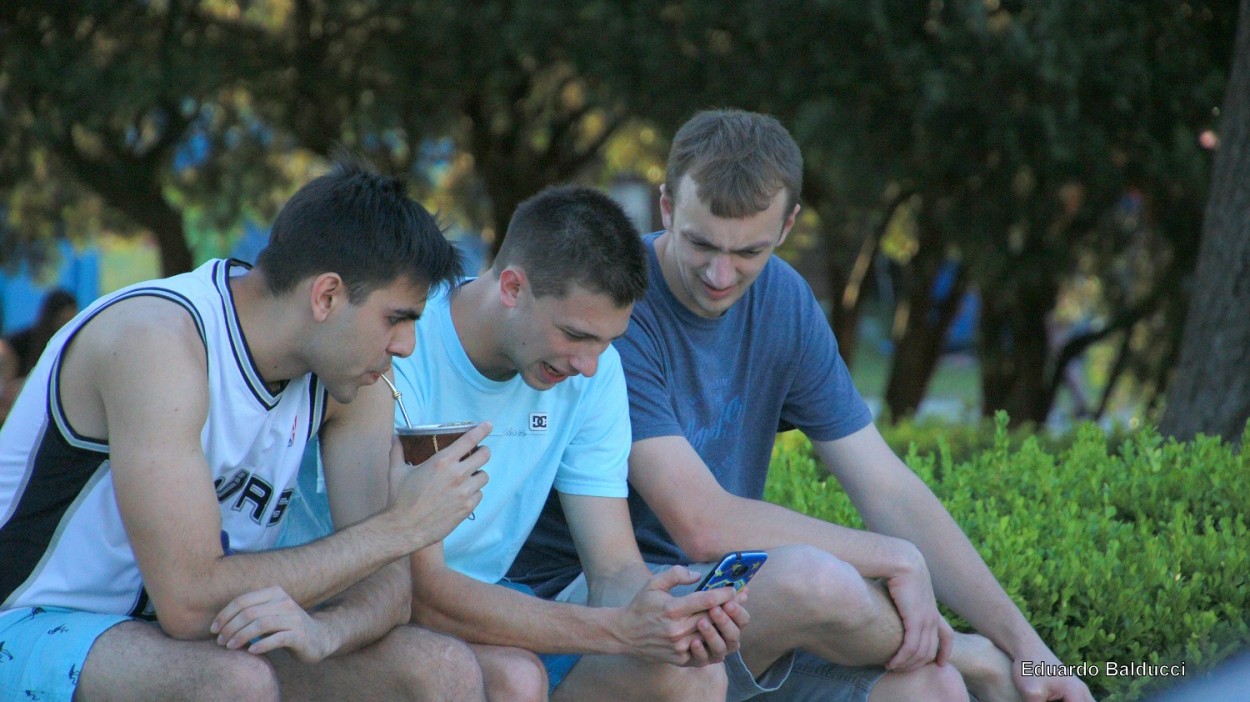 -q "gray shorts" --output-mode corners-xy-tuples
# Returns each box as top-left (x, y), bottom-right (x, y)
(554, 562), (886, 702)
